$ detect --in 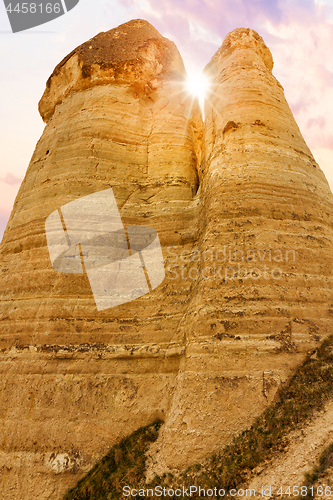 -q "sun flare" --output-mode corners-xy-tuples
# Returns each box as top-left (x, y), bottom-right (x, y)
(185, 71), (210, 109)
